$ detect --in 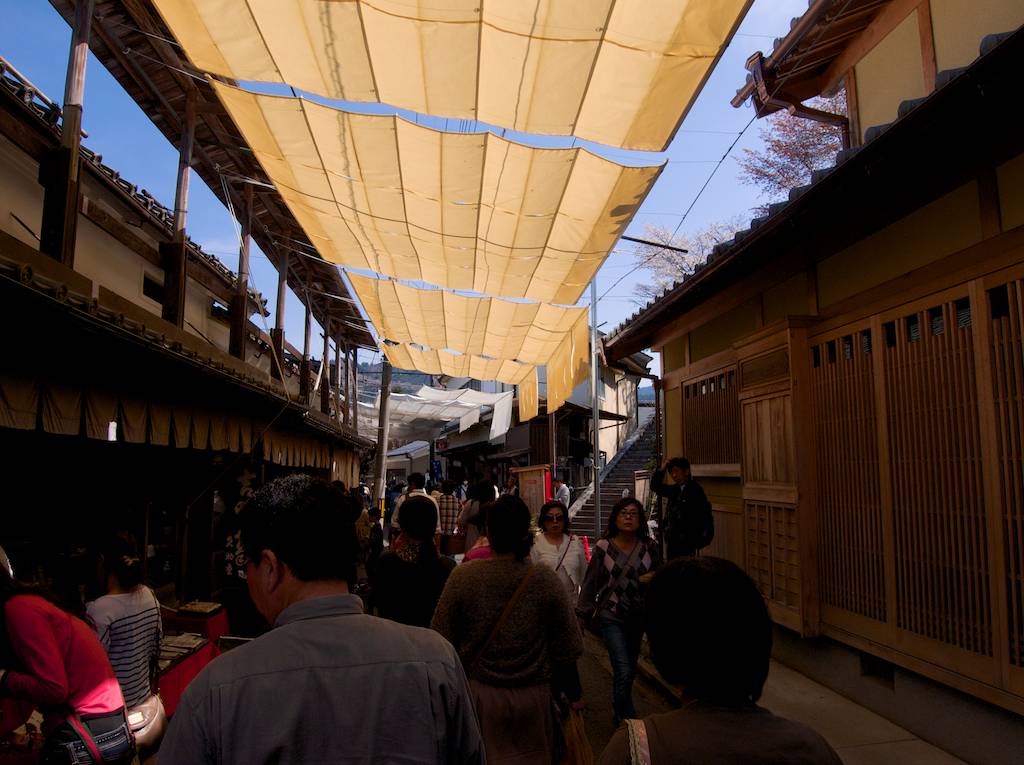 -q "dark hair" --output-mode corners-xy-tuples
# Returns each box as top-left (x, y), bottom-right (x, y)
(102, 531), (143, 591)
(468, 480), (495, 503)
(605, 496), (648, 539)
(398, 495), (438, 542)
(646, 557), (771, 704)
(487, 495), (533, 560)
(441, 480), (456, 495)
(332, 480), (347, 494)
(0, 565), (90, 629)
(667, 457), (690, 471)
(407, 472), (426, 490)
(240, 475), (355, 583)
(538, 501), (570, 533)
